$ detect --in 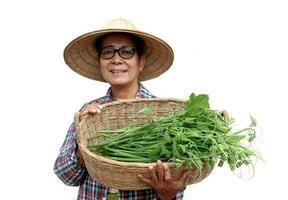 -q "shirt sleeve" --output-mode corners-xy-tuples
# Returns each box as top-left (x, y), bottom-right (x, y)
(53, 122), (87, 186)
(175, 191), (184, 200)
(156, 190), (184, 200)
